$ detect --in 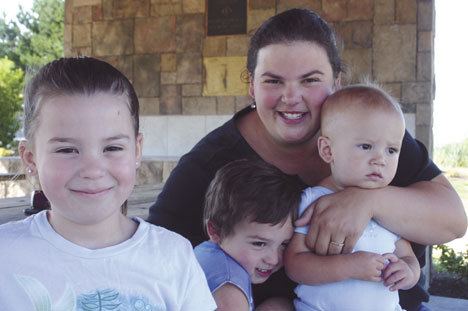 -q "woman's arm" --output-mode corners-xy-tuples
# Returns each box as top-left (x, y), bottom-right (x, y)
(213, 284), (250, 311)
(284, 233), (385, 284)
(303, 174), (466, 255)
